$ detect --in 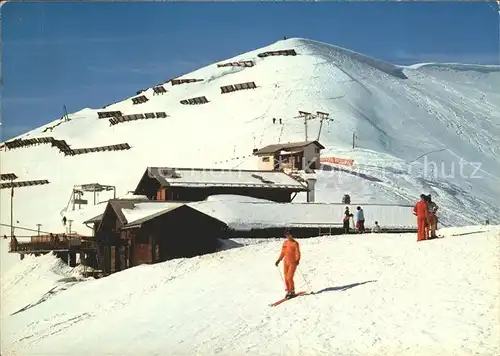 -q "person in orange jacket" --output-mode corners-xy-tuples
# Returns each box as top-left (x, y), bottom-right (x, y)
(413, 194), (430, 241)
(275, 229), (301, 298)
